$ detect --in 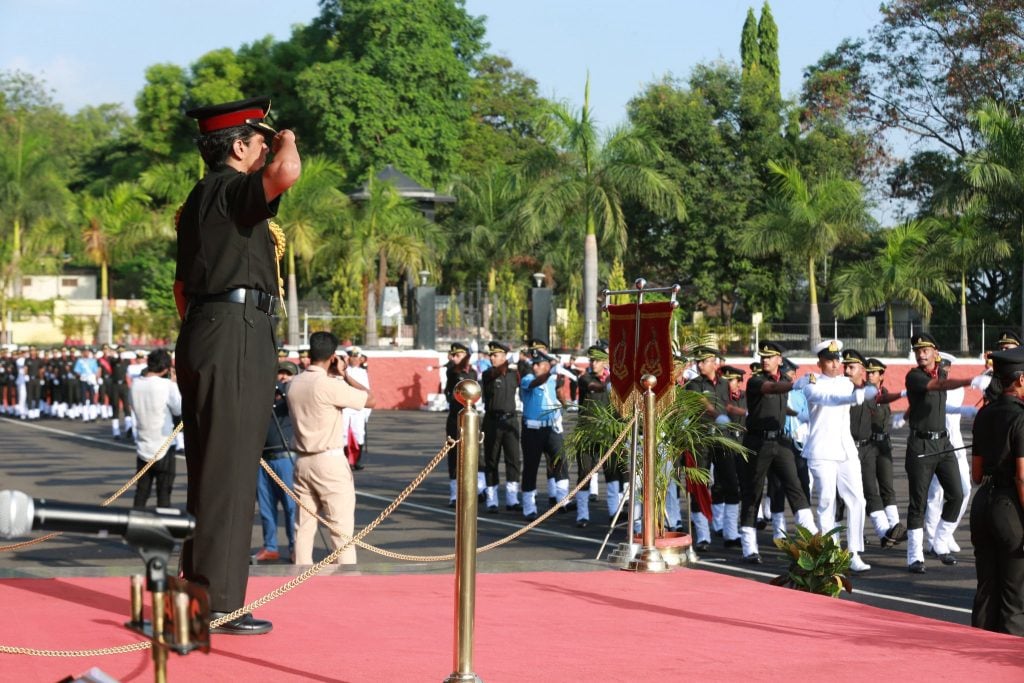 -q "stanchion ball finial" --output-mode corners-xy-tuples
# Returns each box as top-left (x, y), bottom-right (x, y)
(454, 379), (482, 406)
(641, 374), (657, 390)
